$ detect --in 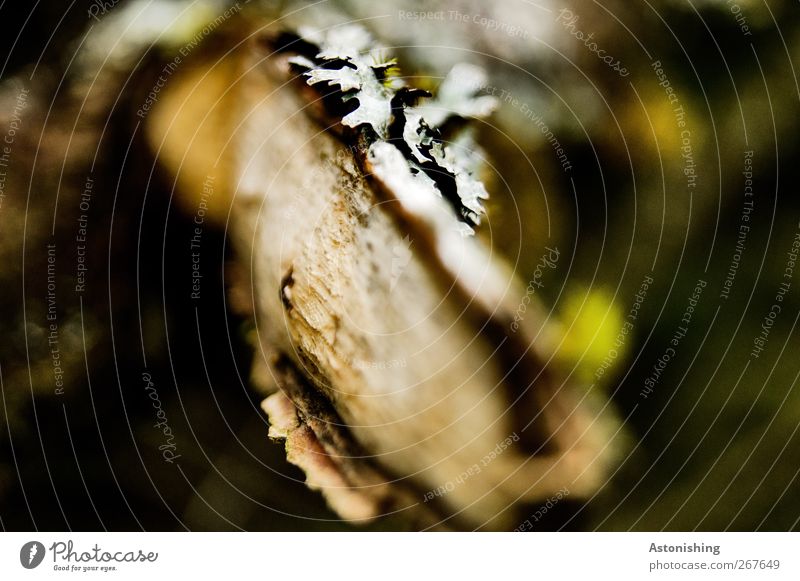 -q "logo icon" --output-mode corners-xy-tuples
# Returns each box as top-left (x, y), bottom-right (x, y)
(20, 541), (45, 569)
